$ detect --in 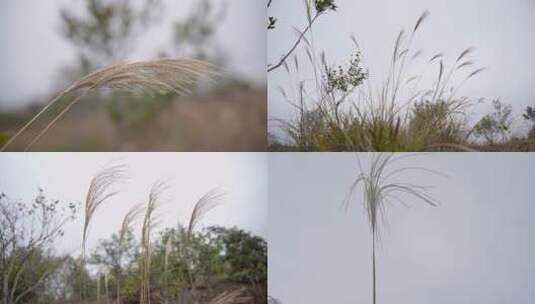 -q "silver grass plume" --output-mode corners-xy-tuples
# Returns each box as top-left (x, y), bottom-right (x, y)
(80, 163), (128, 301)
(1, 58), (218, 151)
(344, 153), (443, 304)
(140, 180), (169, 304)
(187, 188), (225, 237)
